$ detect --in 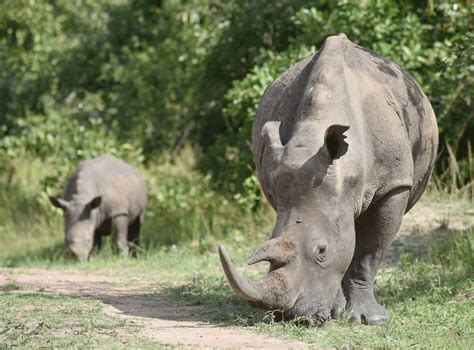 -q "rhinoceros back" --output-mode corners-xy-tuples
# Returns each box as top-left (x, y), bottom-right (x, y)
(344, 43), (438, 211)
